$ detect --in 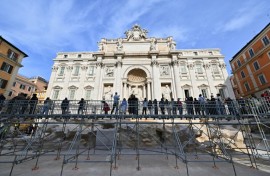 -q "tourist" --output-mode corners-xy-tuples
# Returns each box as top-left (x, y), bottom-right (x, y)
(142, 98), (148, 115)
(153, 99), (158, 115)
(61, 98), (70, 114)
(111, 92), (120, 114)
(29, 94), (38, 114)
(159, 98), (165, 115)
(194, 98), (201, 115)
(102, 100), (110, 114)
(148, 100), (153, 115)
(0, 93), (6, 113)
(177, 98), (183, 116)
(198, 94), (206, 115)
(120, 98), (127, 115)
(171, 98), (177, 115)
(42, 97), (52, 115)
(77, 98), (86, 114)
